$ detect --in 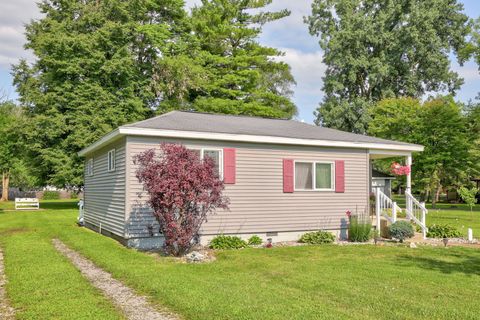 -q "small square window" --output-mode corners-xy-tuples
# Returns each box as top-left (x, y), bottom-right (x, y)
(86, 159), (94, 176)
(203, 149), (223, 178)
(295, 162), (313, 190)
(188, 148), (223, 179)
(315, 163), (333, 189)
(107, 149), (116, 172)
